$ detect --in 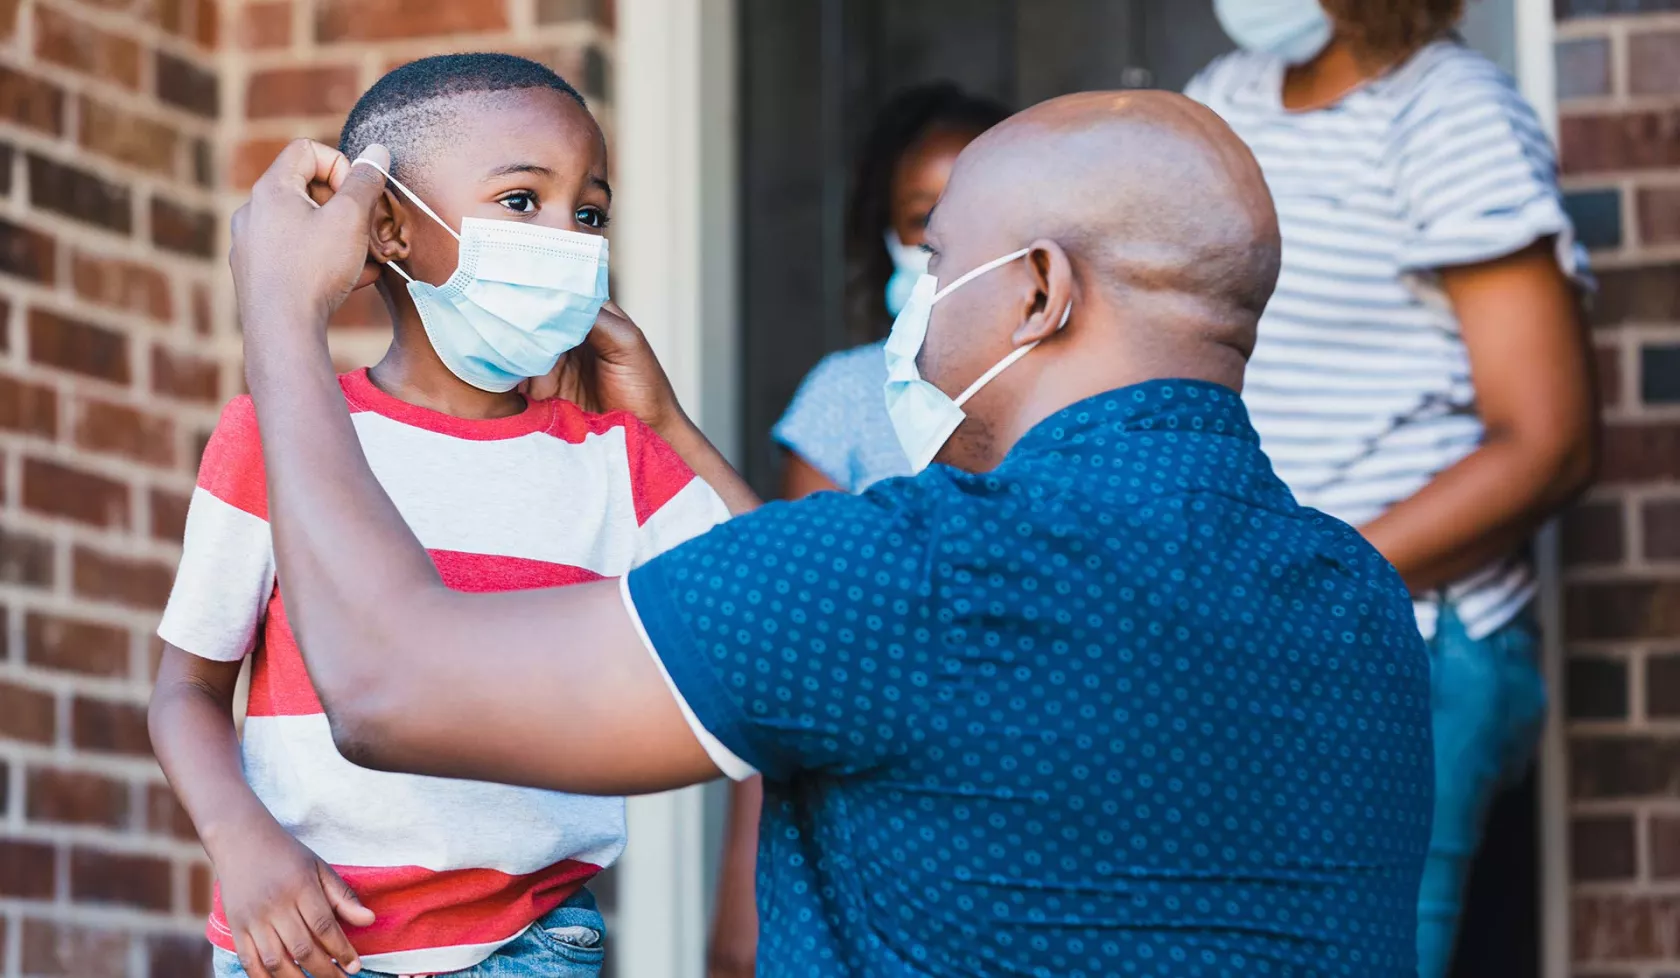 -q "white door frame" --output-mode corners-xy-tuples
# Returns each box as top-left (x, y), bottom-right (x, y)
(611, 1), (741, 977)
(1511, 0), (1571, 975)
